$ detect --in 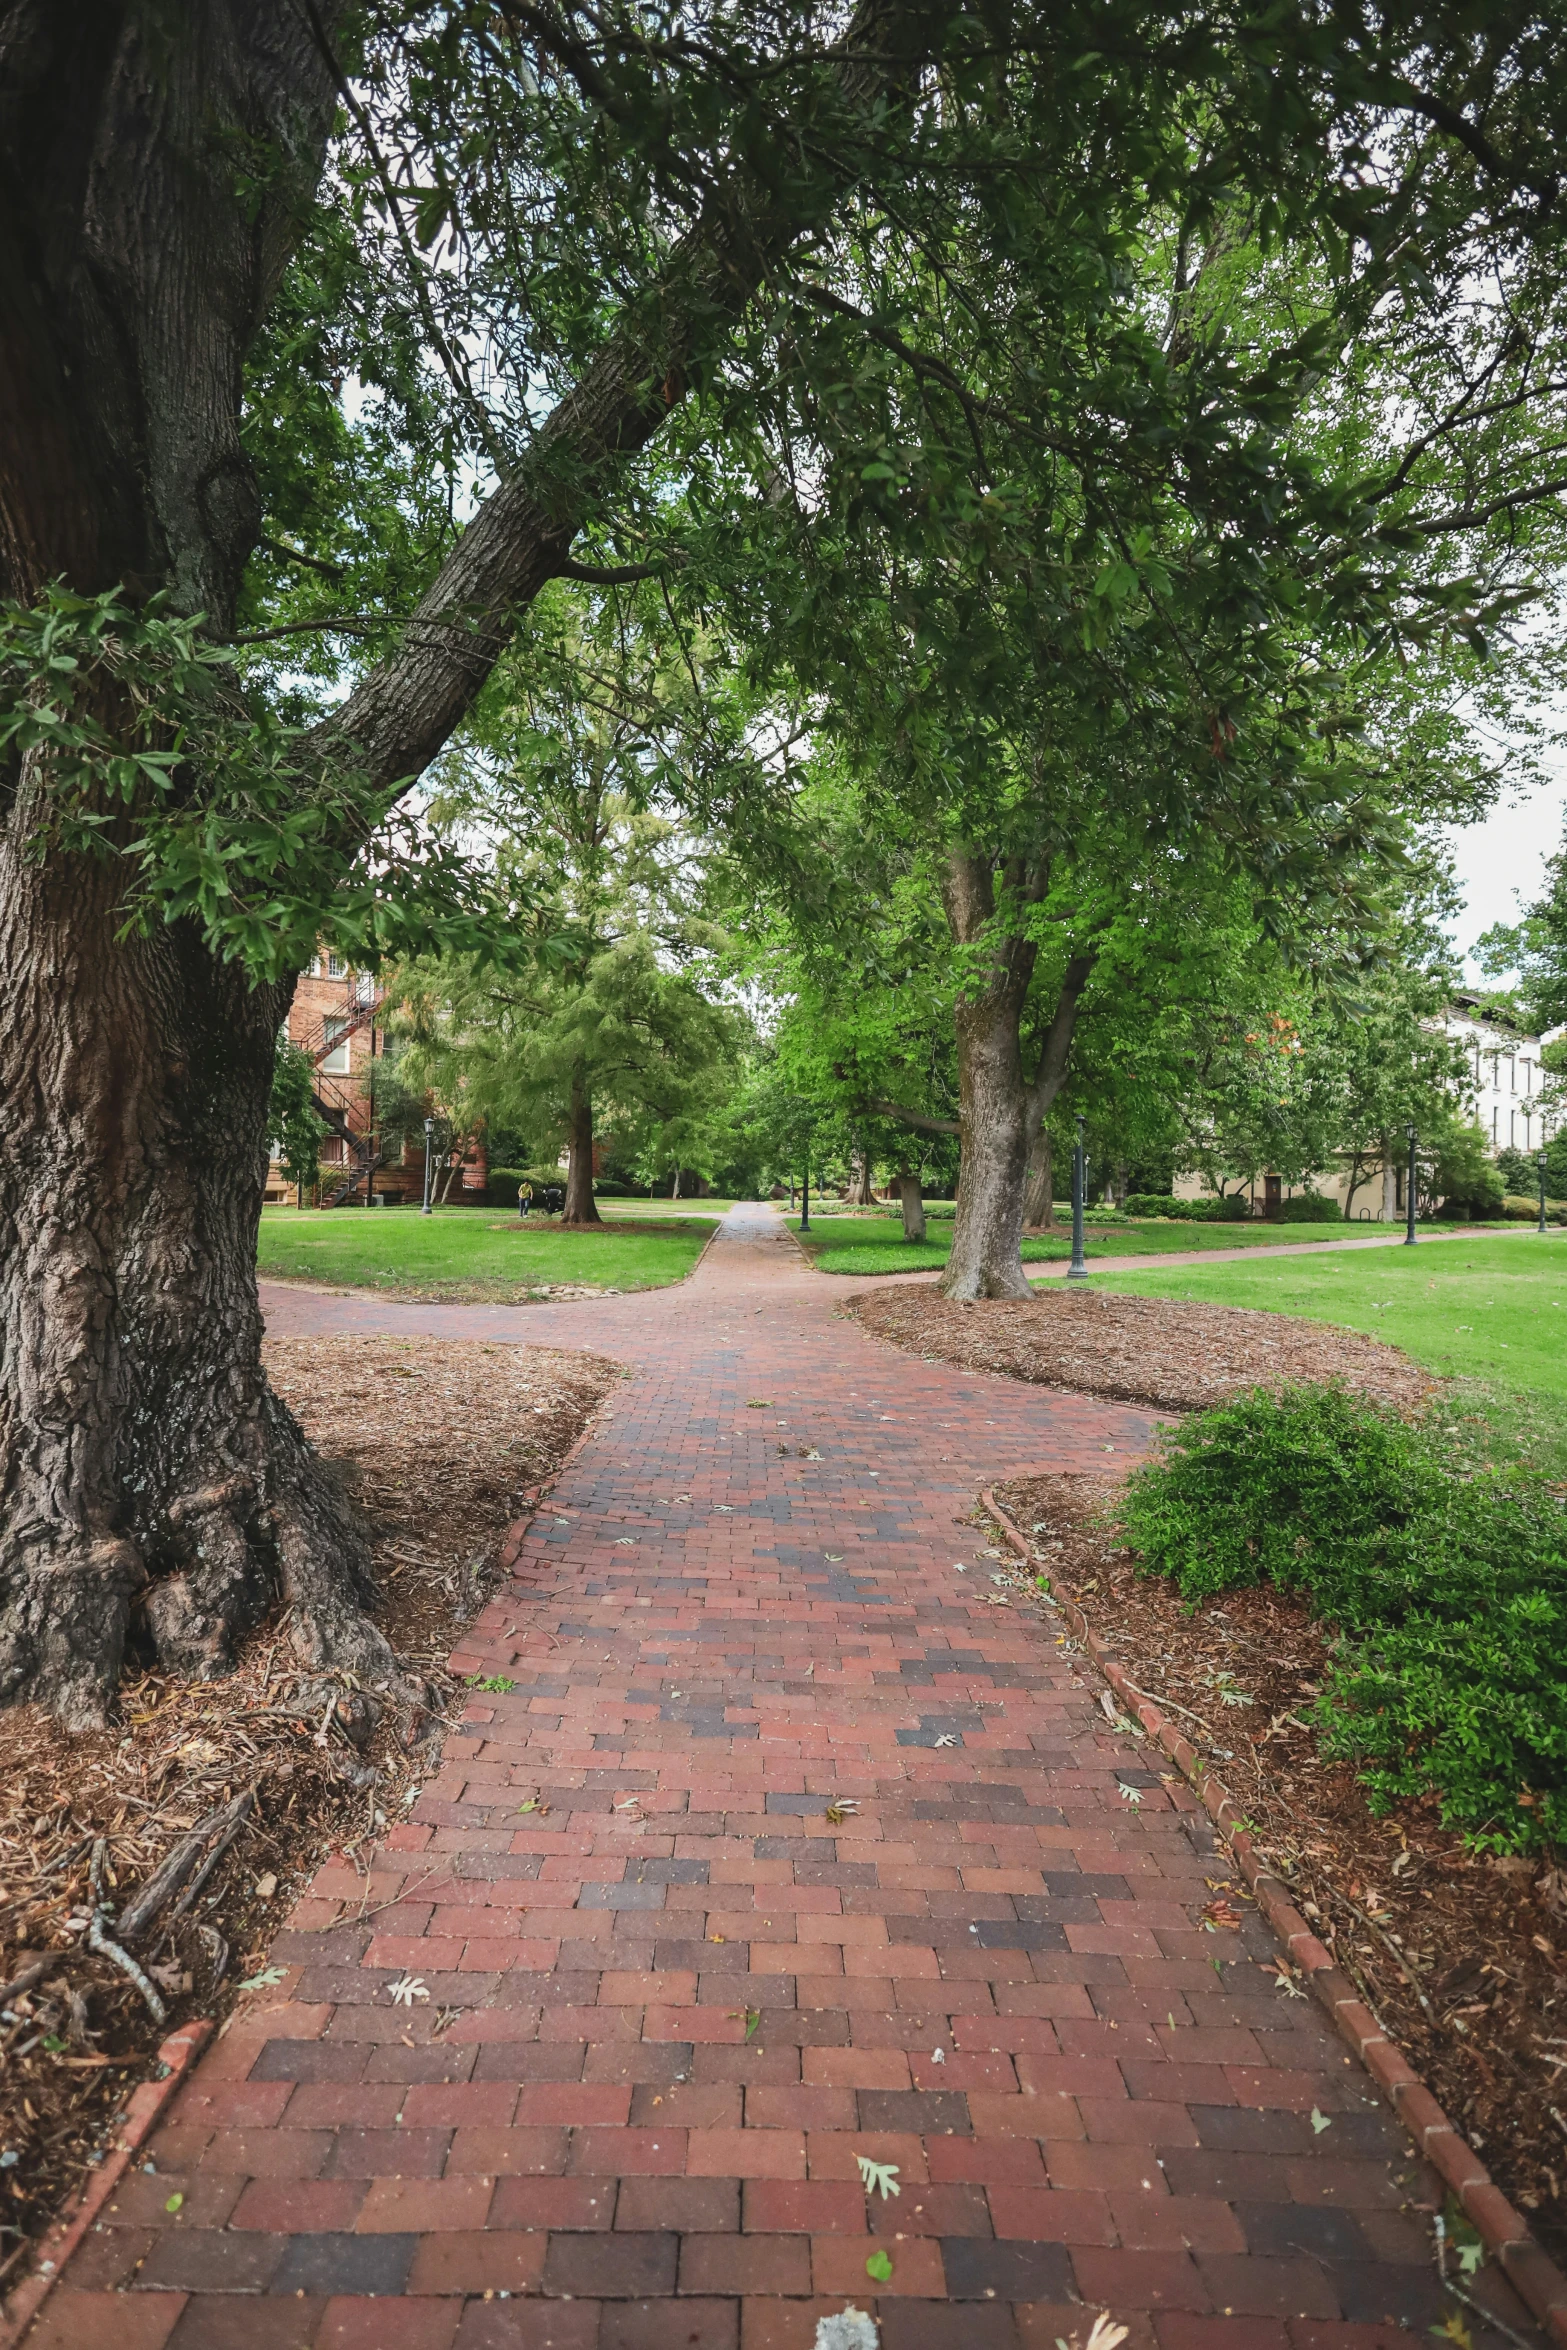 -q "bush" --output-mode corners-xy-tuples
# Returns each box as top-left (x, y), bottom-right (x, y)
(1274, 1193), (1340, 1222)
(1122, 1192), (1254, 1222)
(1117, 1384), (1567, 1853)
